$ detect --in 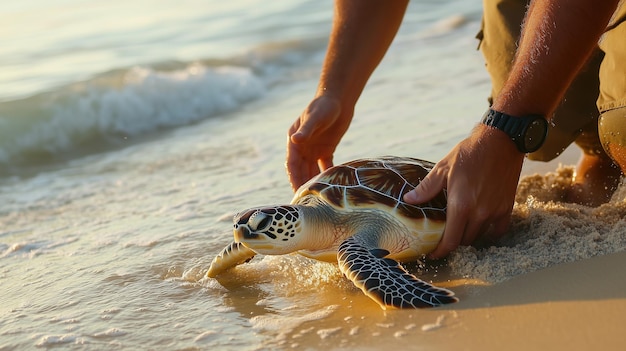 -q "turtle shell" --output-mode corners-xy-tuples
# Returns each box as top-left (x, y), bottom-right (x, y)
(292, 157), (446, 223)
